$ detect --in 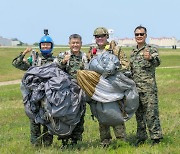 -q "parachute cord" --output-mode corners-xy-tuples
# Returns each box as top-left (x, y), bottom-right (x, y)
(35, 131), (49, 141)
